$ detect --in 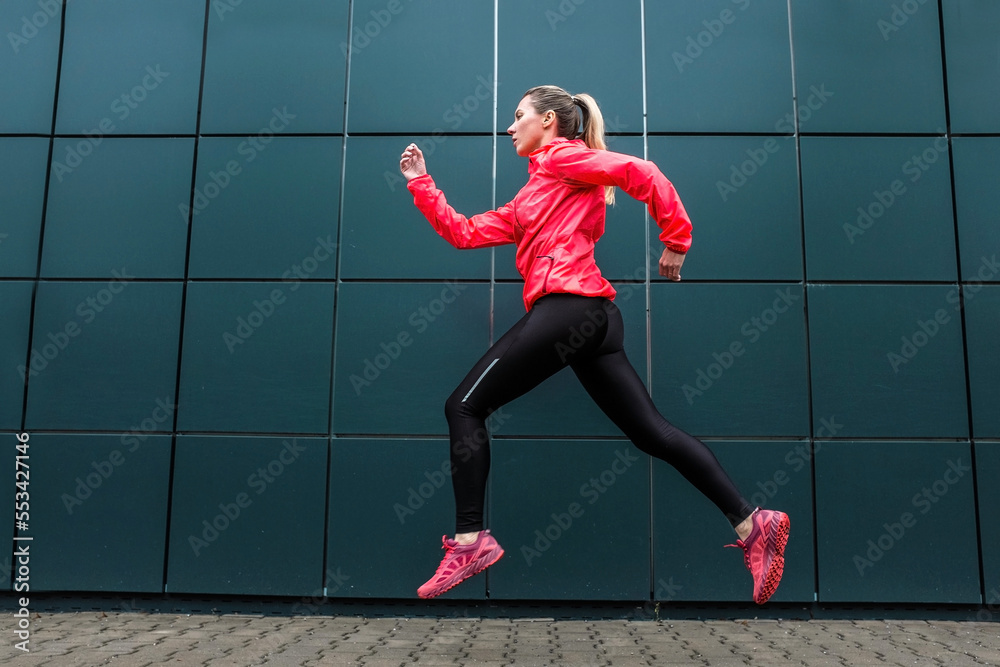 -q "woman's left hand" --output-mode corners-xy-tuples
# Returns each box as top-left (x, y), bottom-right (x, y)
(659, 248), (686, 281)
